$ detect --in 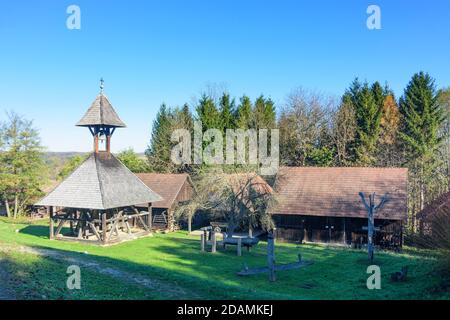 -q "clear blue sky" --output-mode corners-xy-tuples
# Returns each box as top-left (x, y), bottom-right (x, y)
(0, 0), (449, 152)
